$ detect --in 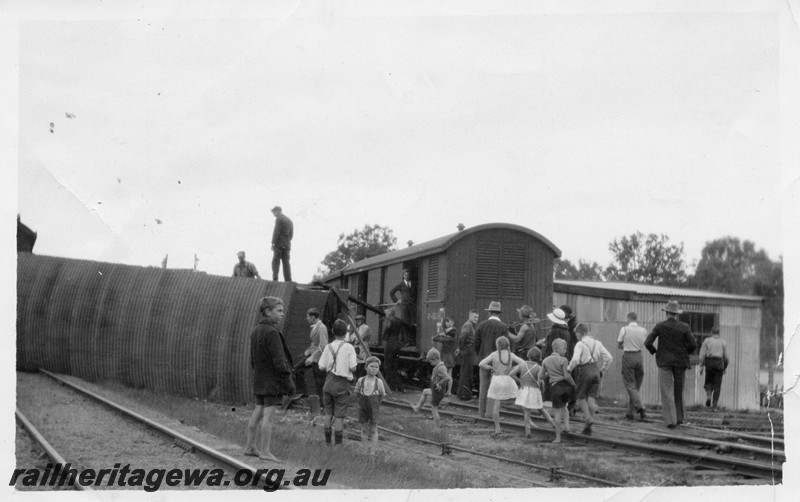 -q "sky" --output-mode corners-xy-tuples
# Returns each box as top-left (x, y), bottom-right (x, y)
(6, 1), (795, 284)
(3, 1), (800, 499)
